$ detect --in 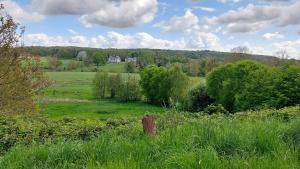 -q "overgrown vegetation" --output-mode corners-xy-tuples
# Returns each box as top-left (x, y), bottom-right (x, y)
(0, 5), (48, 115)
(0, 106), (299, 169)
(207, 60), (300, 112)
